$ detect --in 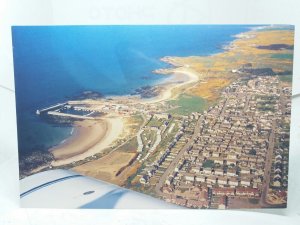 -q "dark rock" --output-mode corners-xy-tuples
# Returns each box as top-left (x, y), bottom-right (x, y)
(257, 44), (294, 50)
